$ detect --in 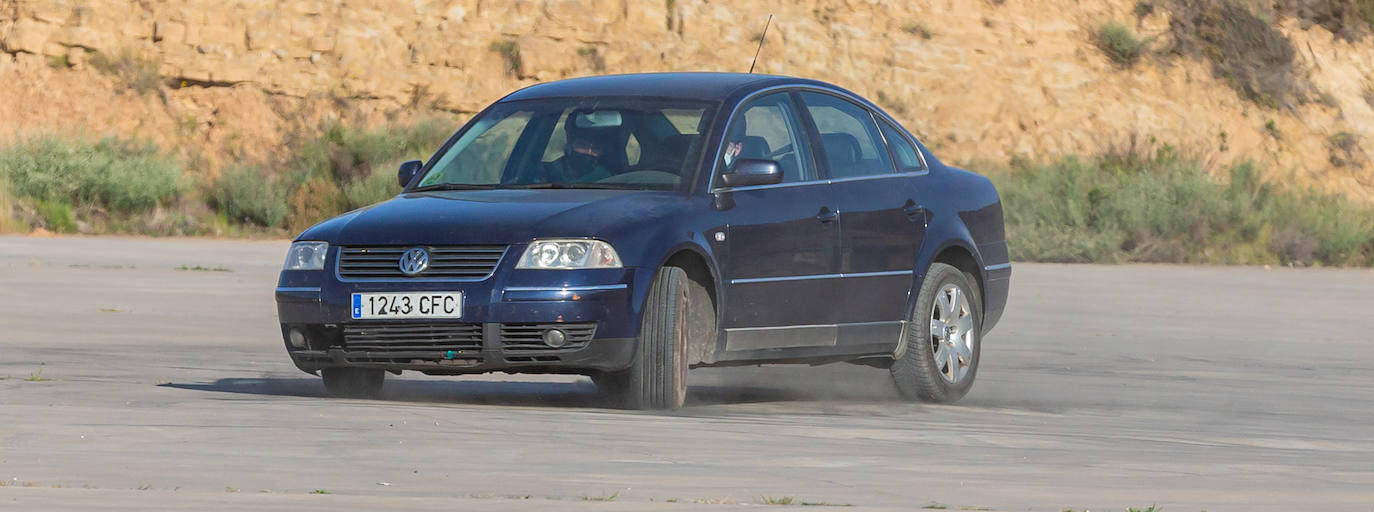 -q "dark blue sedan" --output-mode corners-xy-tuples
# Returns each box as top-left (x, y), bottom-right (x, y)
(275, 73), (1010, 409)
